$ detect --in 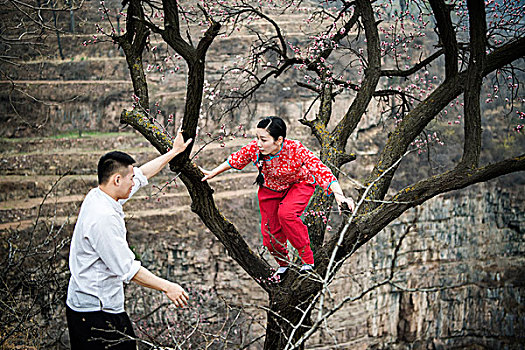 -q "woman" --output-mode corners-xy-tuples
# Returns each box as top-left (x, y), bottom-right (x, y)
(201, 117), (354, 279)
